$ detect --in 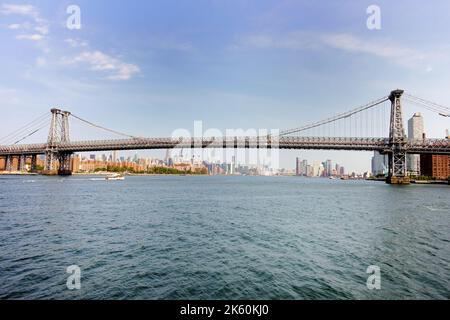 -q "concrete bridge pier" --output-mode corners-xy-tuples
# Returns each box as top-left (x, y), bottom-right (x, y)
(57, 152), (73, 176)
(42, 151), (72, 176)
(18, 155), (26, 173)
(30, 155), (38, 173)
(5, 155), (12, 172)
